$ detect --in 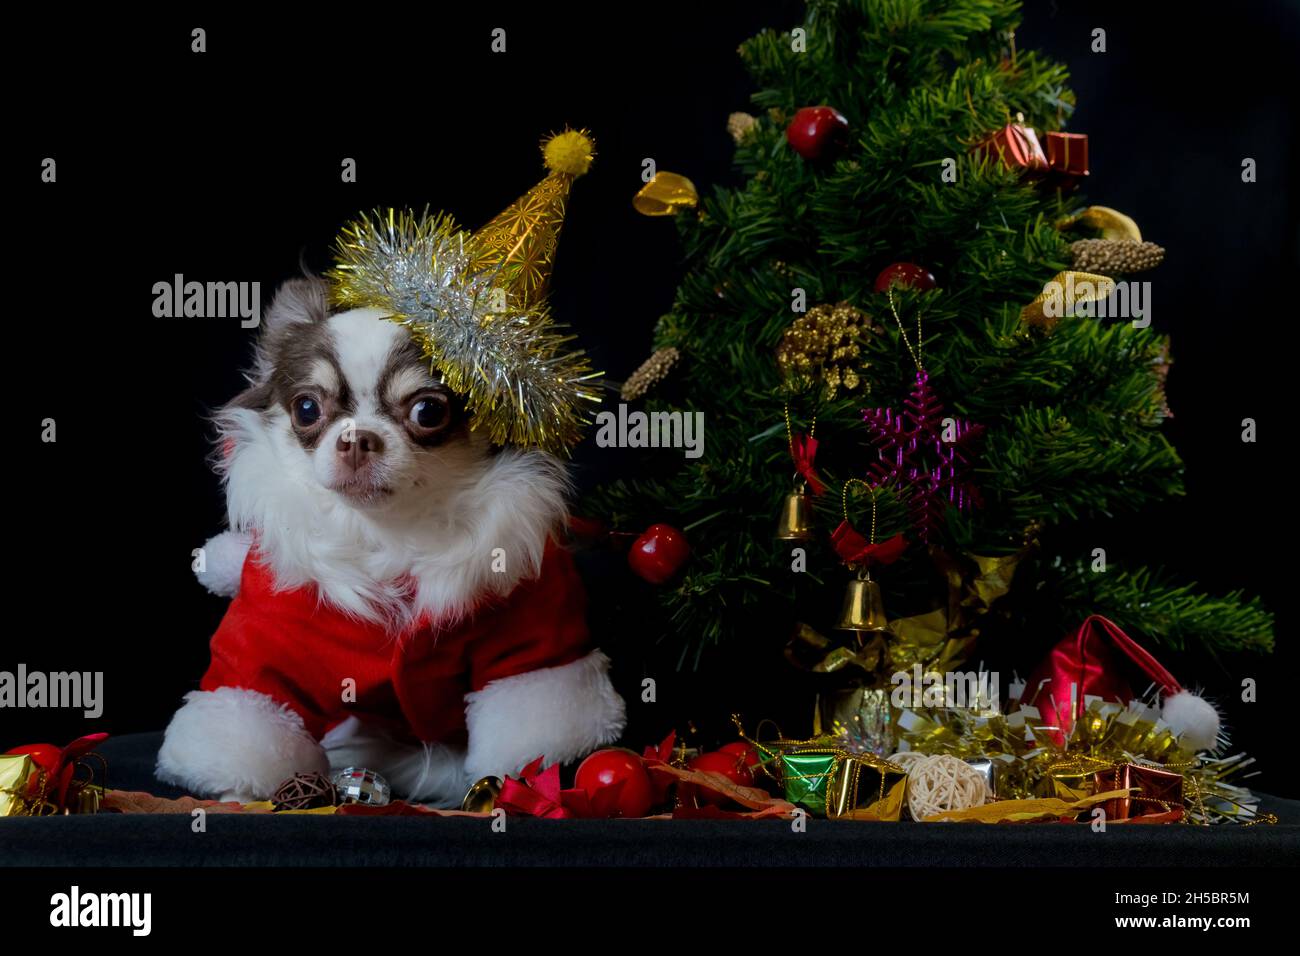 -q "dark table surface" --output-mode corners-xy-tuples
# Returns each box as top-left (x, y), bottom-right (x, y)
(4, 733), (1299, 867)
